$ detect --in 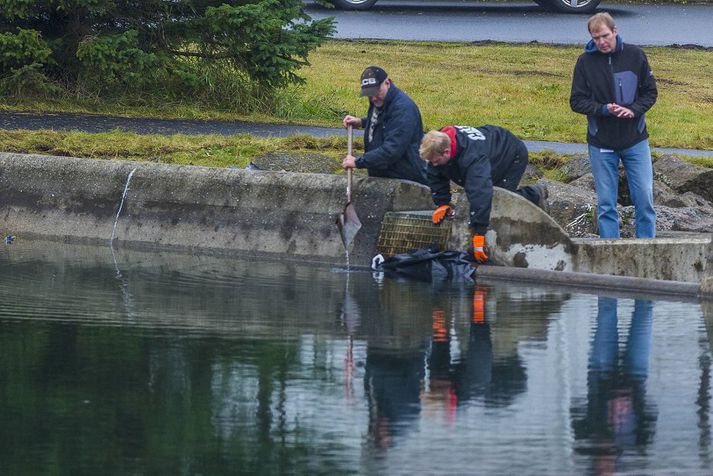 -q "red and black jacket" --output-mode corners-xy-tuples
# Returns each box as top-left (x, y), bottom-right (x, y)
(427, 125), (523, 235)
